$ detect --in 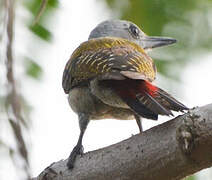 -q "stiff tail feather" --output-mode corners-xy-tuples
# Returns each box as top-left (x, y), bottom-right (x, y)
(108, 79), (188, 119)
